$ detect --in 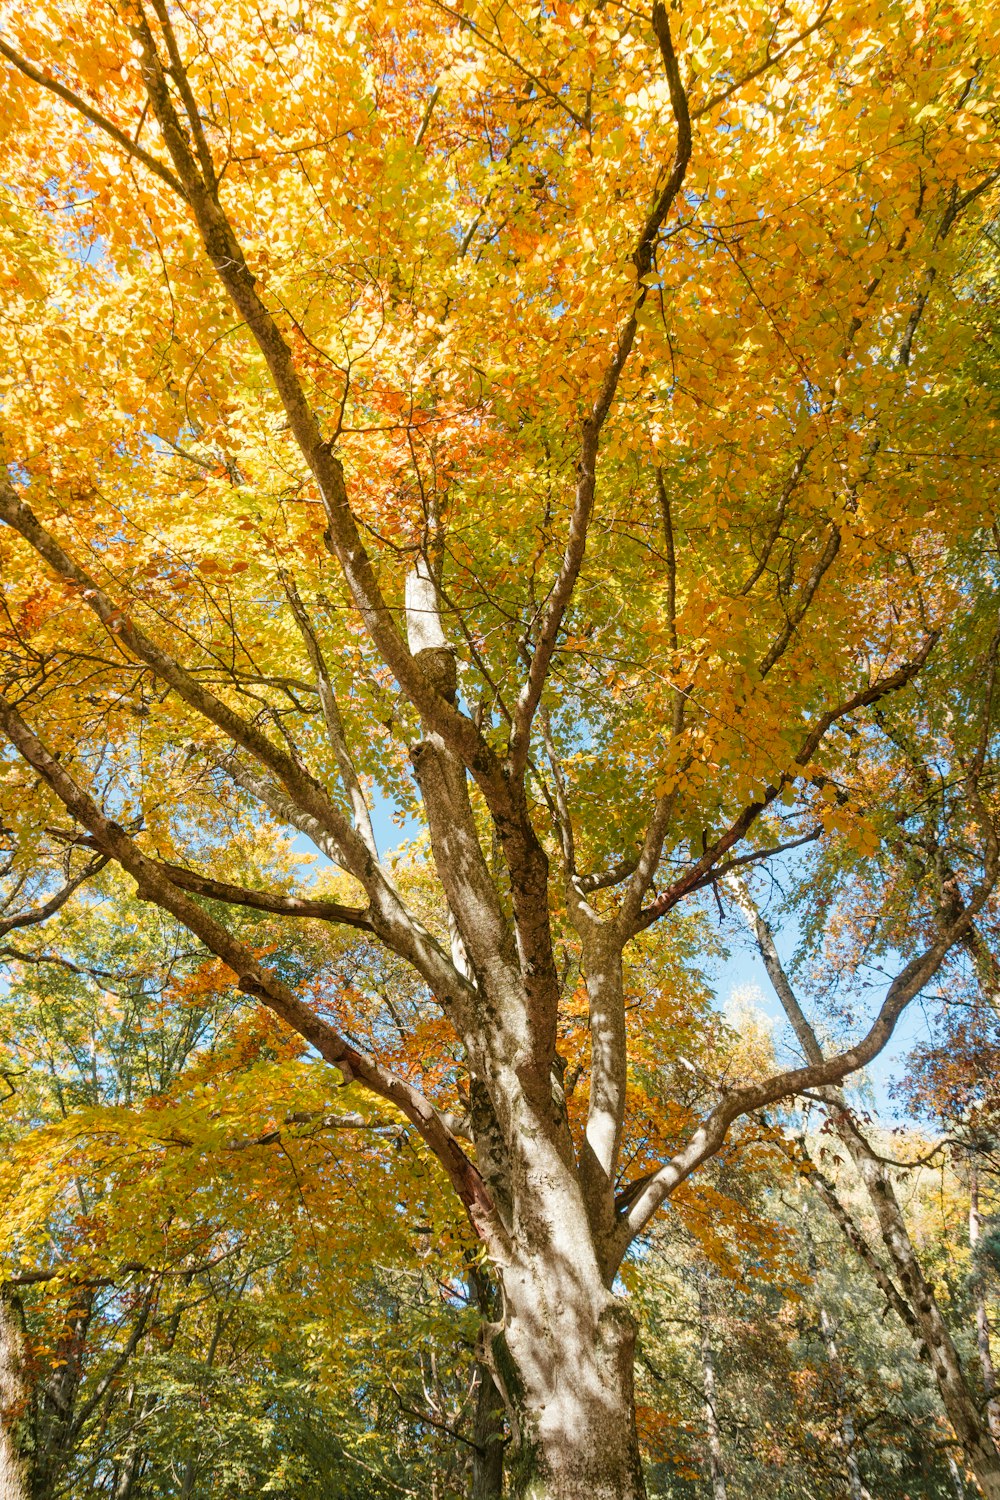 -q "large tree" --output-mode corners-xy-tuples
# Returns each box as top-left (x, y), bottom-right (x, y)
(1, 0), (999, 1493)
